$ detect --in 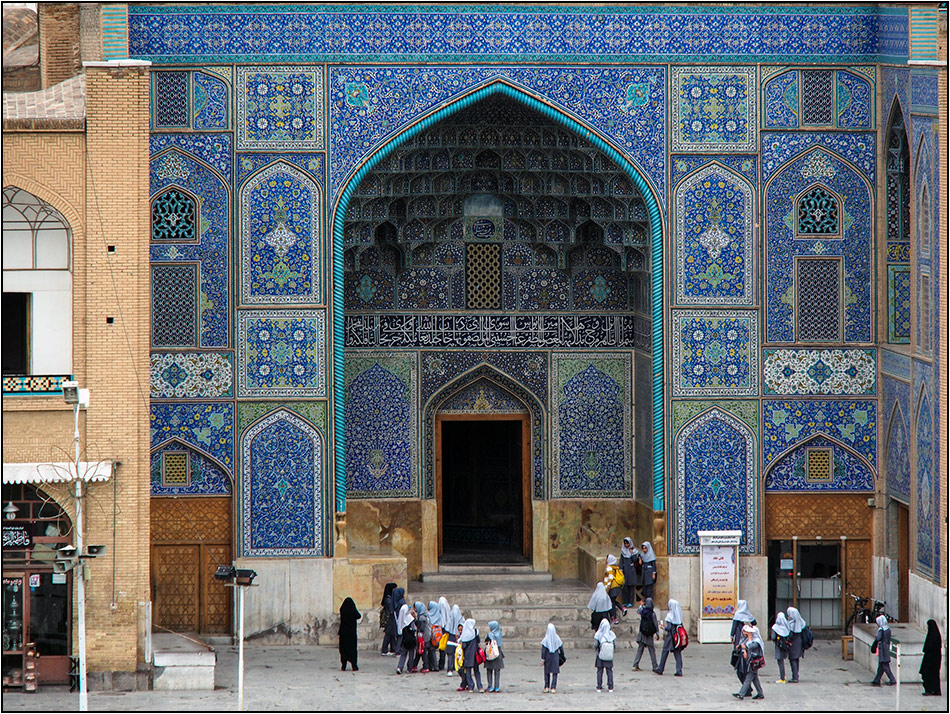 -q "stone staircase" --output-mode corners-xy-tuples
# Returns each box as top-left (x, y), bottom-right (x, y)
(405, 565), (641, 650)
